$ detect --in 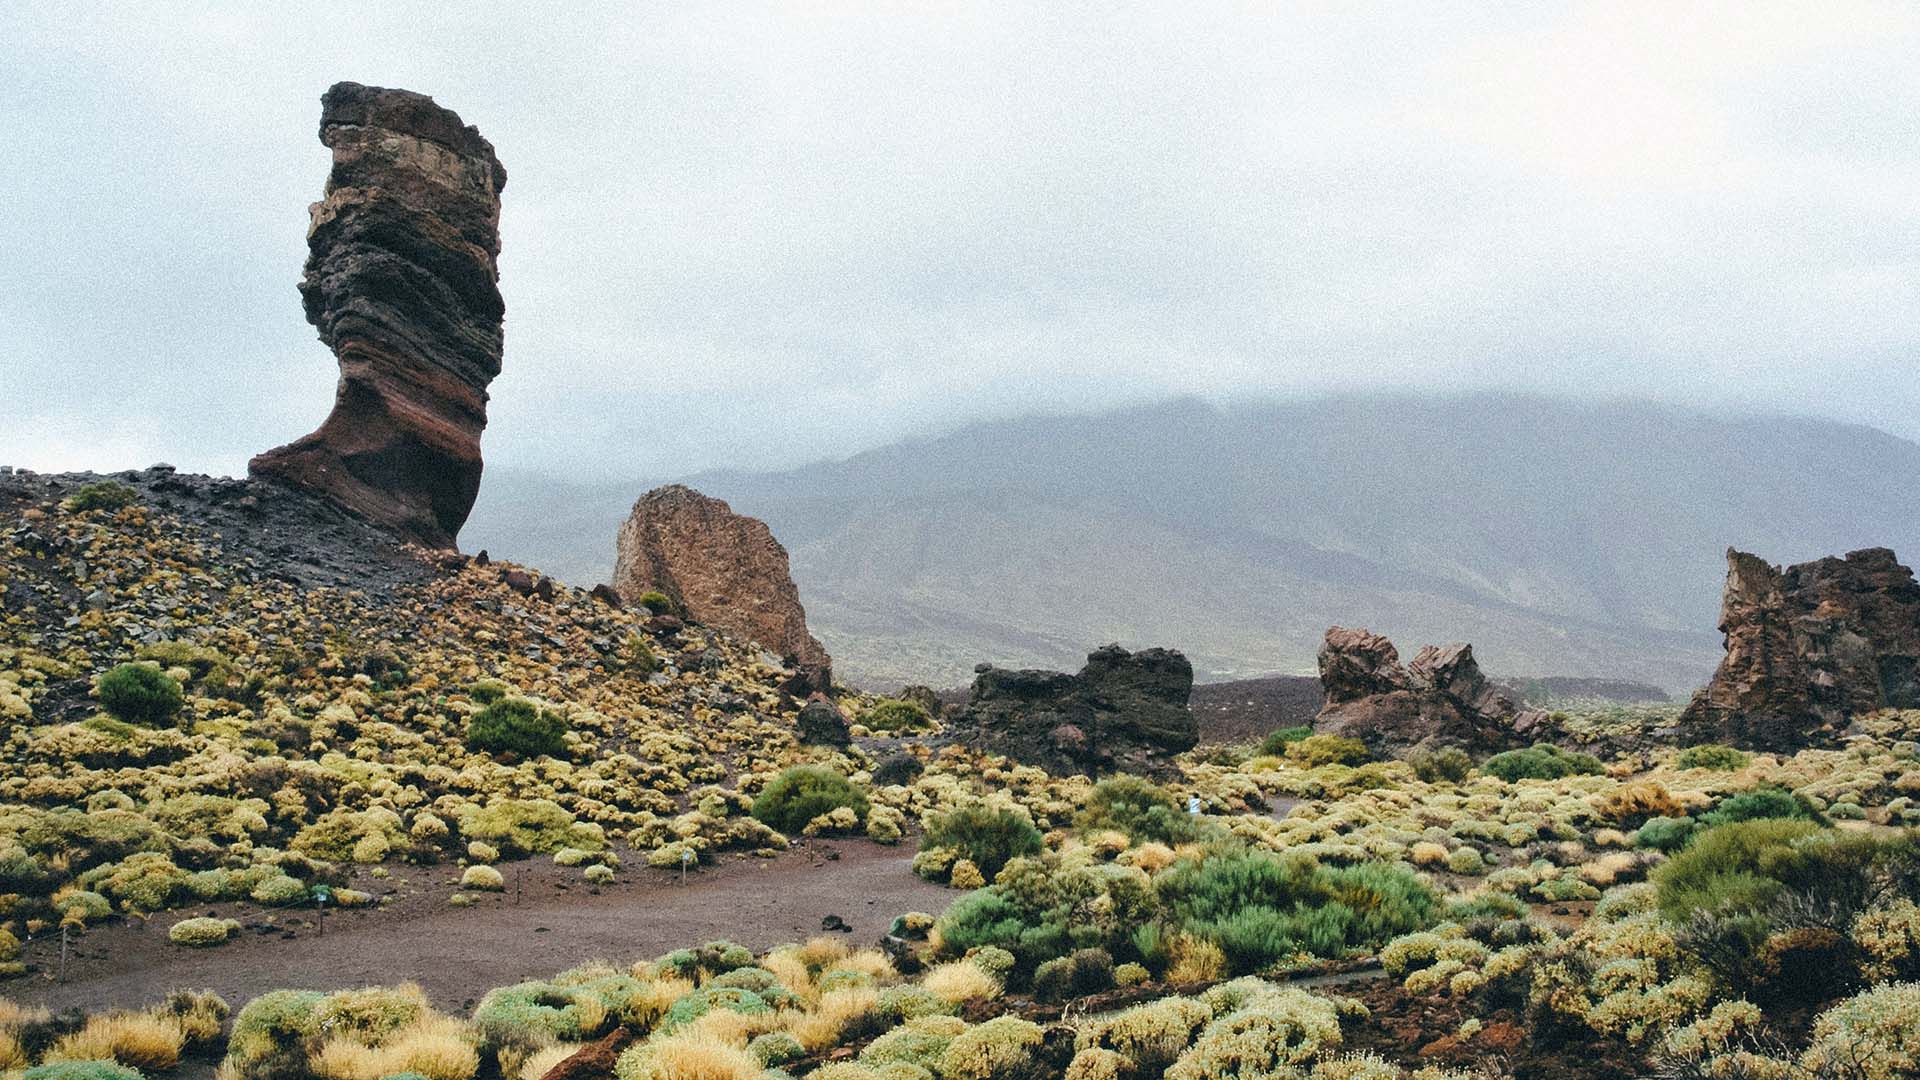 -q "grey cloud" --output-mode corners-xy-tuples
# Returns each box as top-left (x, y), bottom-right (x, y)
(1, 3), (1915, 479)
